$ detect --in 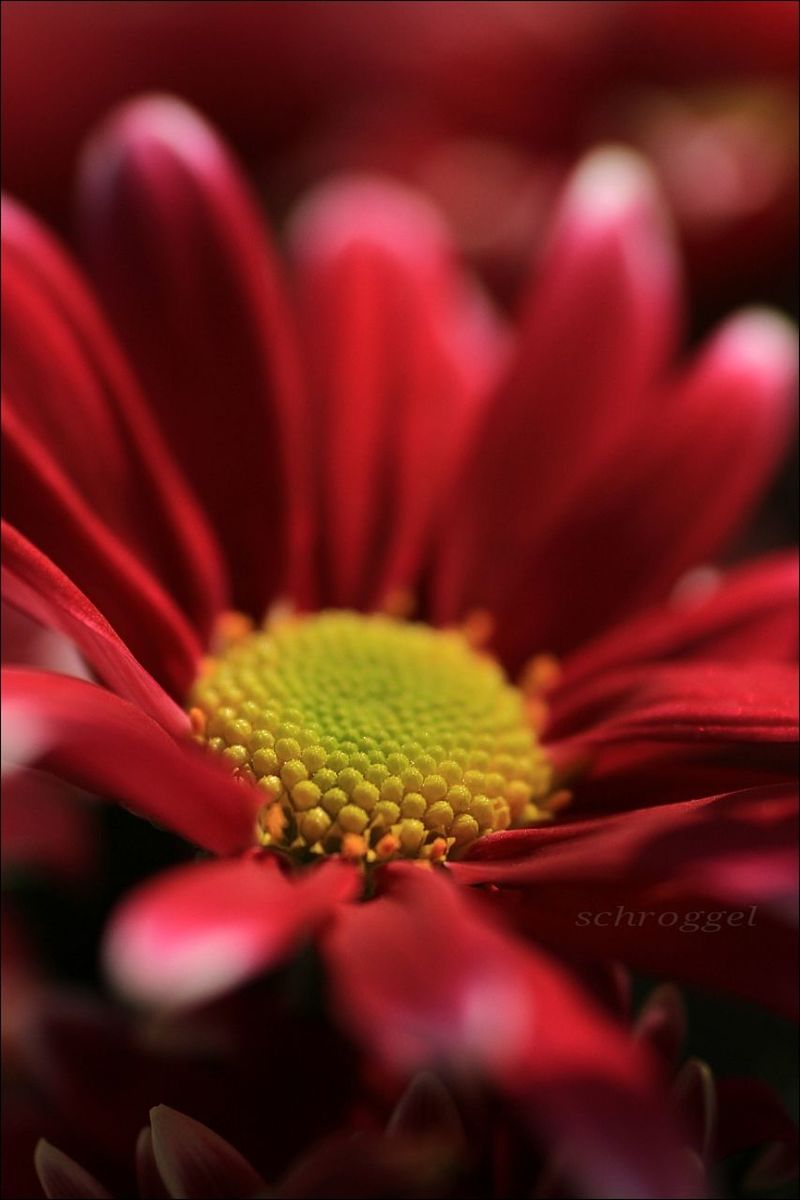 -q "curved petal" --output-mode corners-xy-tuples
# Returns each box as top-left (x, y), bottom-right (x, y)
(136, 1127), (171, 1200)
(325, 864), (698, 1199)
(149, 1105), (265, 1199)
(2, 194), (227, 638)
(289, 176), (503, 609)
(2, 521), (185, 732)
(558, 551), (799, 694)
(453, 784), (798, 1015)
(34, 1140), (112, 1200)
(3, 405), (202, 696)
(2, 601), (89, 677)
(105, 855), (357, 1007)
(434, 147), (680, 628)
(547, 660), (799, 751)
(633, 985), (687, 1071)
(1, 669), (258, 855)
(77, 95), (309, 617)
(502, 309), (797, 663)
